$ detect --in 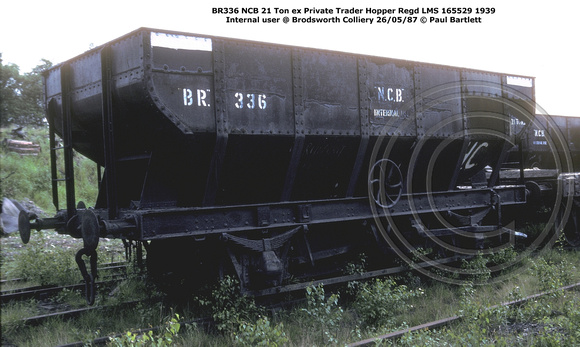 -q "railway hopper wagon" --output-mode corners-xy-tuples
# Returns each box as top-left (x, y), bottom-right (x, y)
(19, 28), (539, 302)
(507, 114), (580, 244)
(518, 115), (580, 172)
